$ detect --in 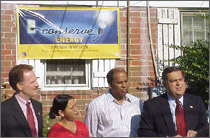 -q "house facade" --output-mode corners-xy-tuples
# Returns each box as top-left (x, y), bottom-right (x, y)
(1, 1), (209, 122)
